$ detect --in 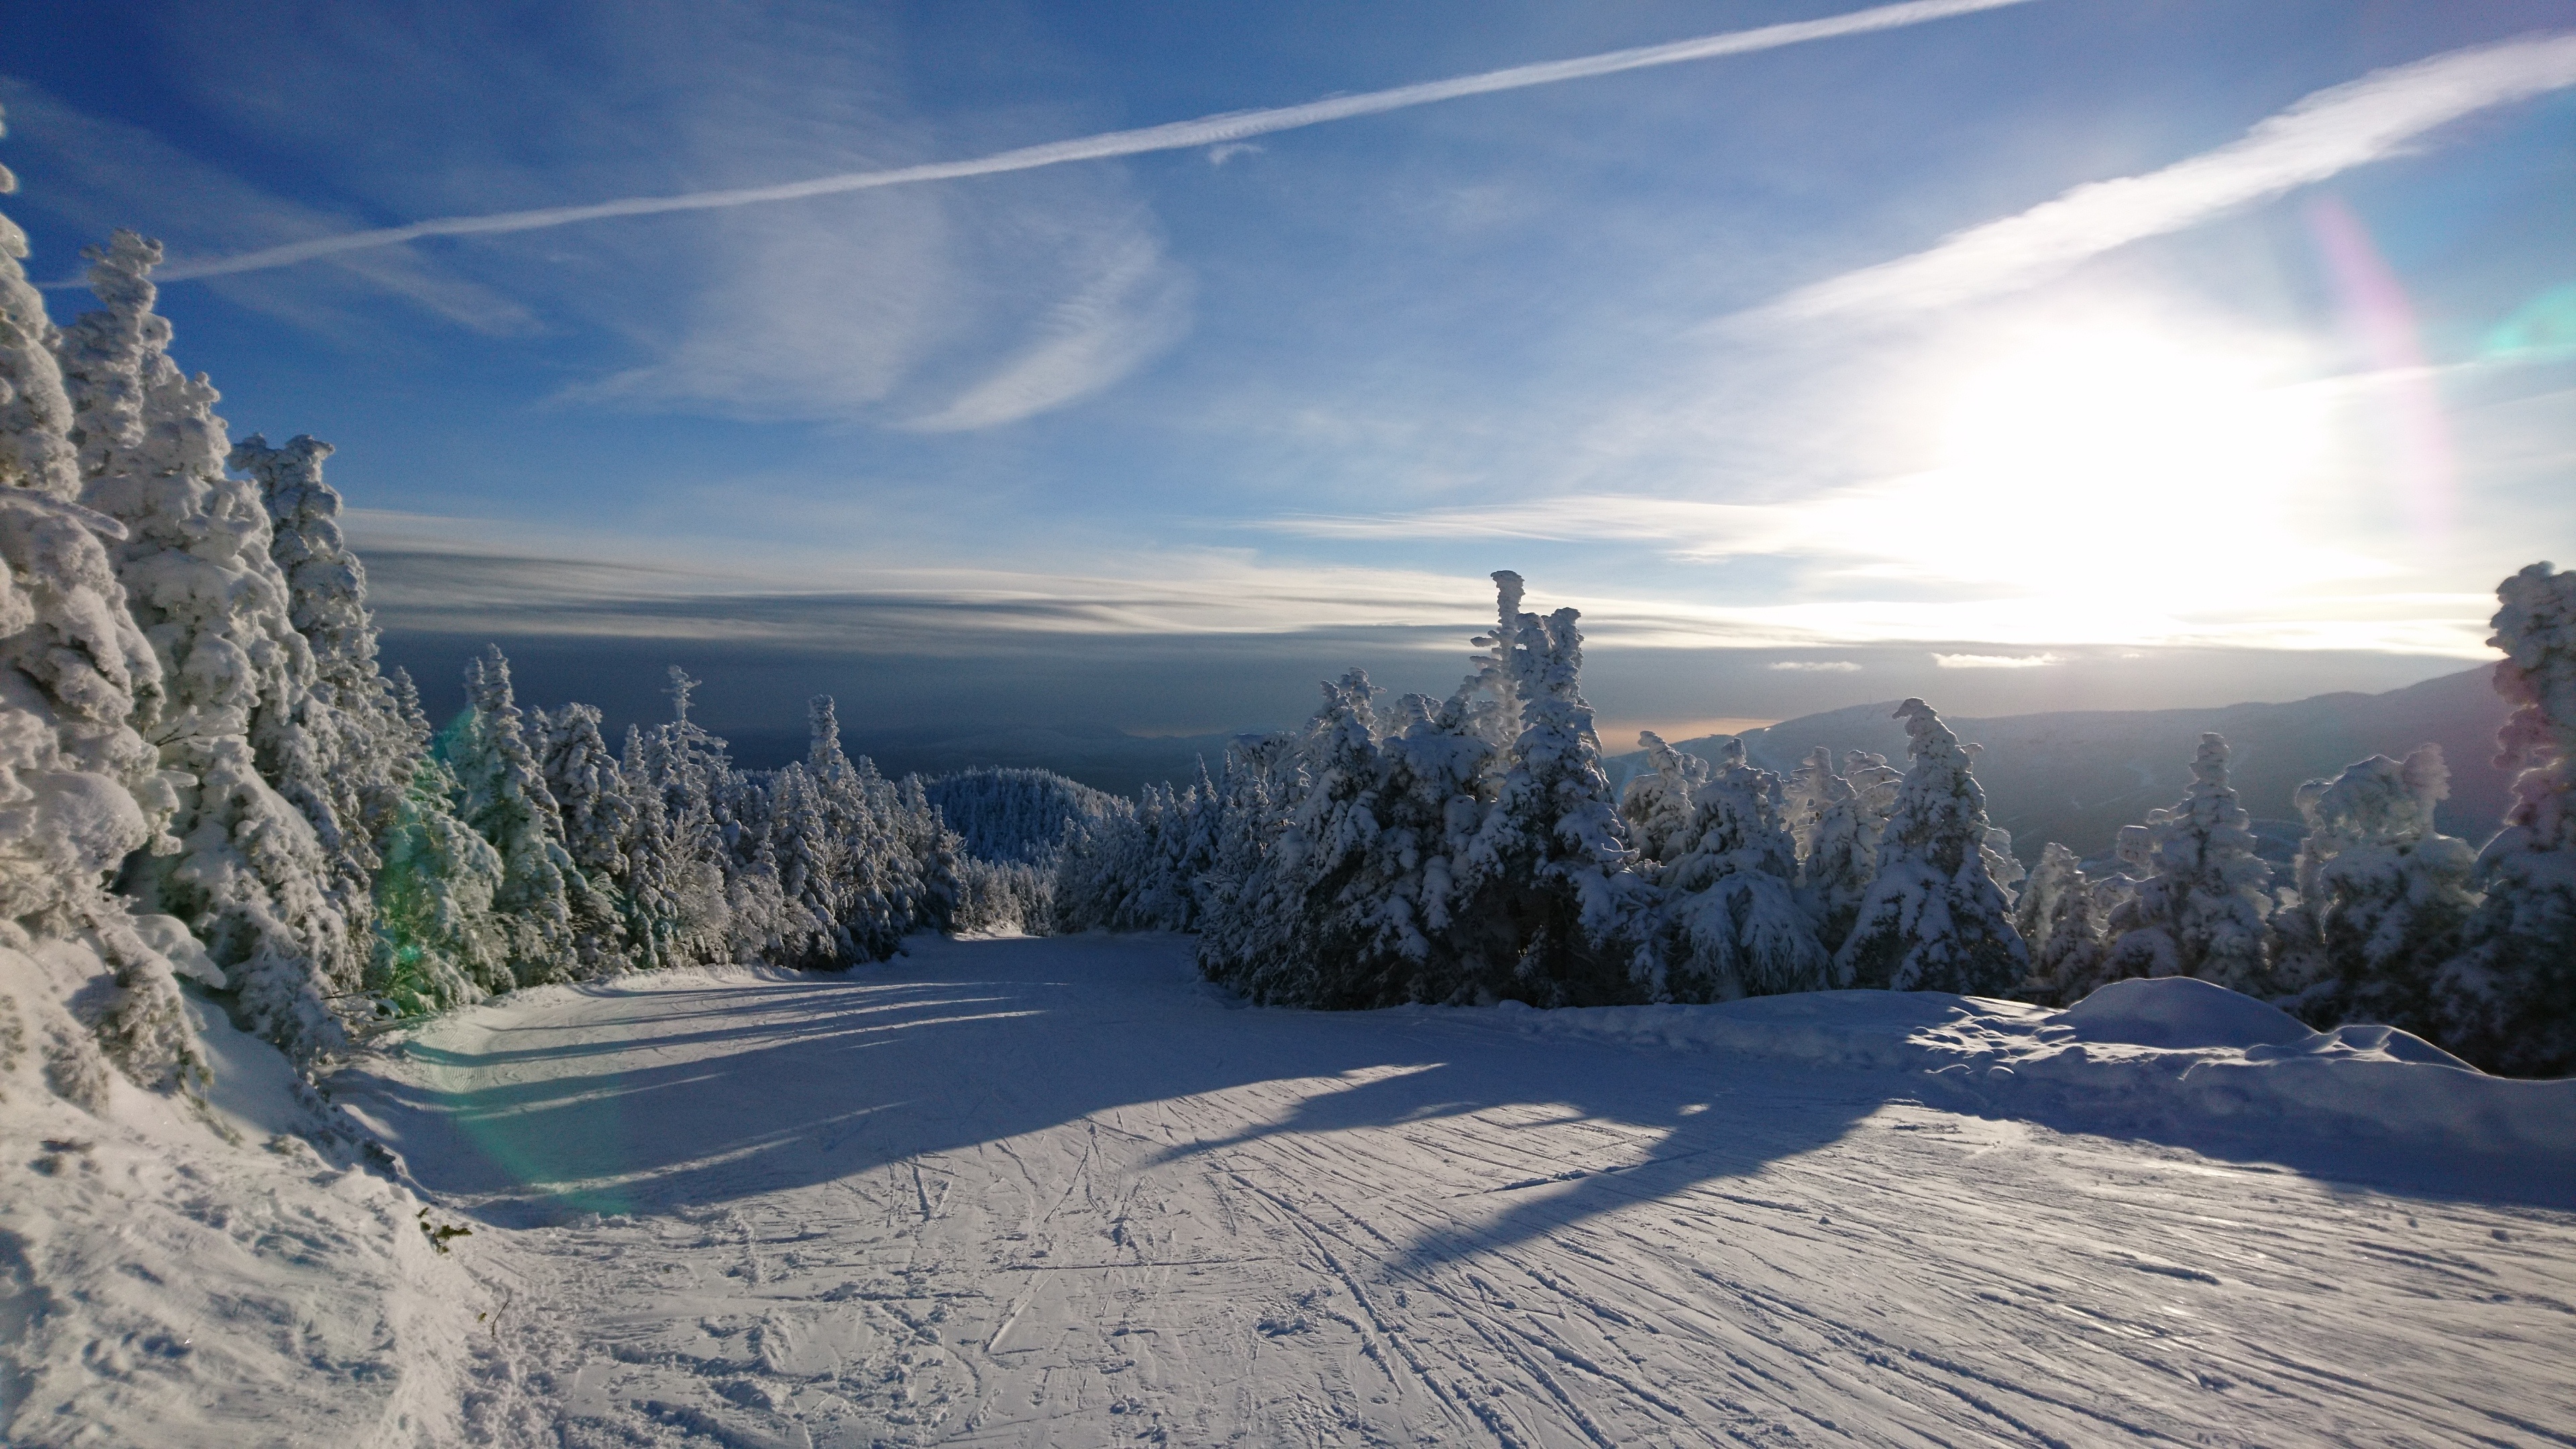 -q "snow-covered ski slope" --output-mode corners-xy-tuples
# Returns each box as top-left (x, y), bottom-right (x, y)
(333, 933), (2576, 1448)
